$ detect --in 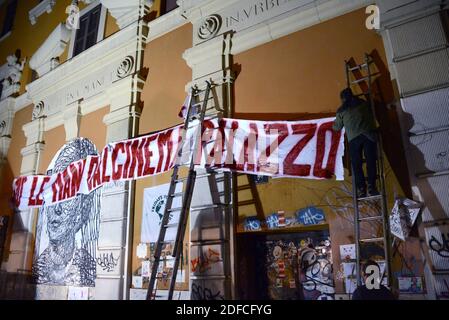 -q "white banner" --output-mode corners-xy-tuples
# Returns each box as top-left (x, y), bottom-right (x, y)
(13, 117), (345, 210)
(141, 183), (182, 243)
